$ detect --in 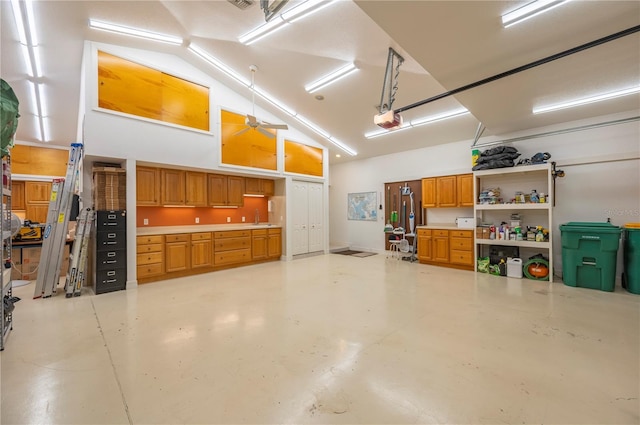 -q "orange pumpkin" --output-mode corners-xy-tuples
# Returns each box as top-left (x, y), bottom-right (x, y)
(527, 262), (549, 278)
